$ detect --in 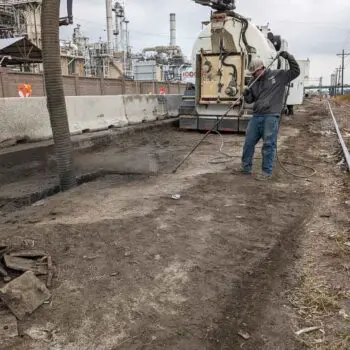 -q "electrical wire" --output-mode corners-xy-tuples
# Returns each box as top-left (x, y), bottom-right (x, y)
(343, 30), (350, 49)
